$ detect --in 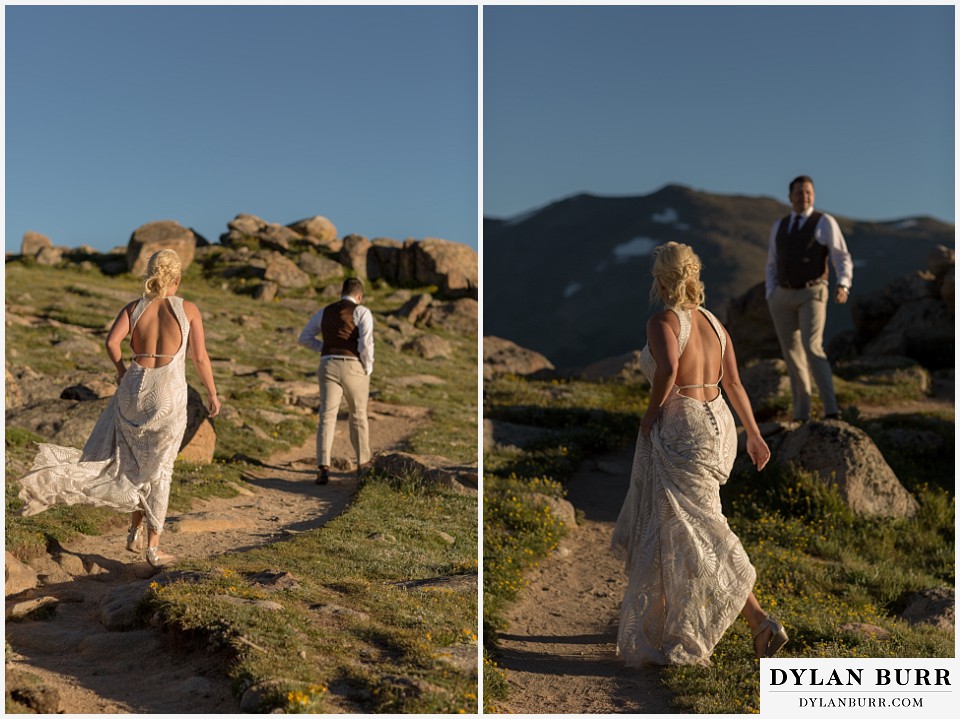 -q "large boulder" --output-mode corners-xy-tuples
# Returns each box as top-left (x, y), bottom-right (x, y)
(725, 281), (781, 363)
(371, 452), (477, 495)
(403, 335), (453, 360)
(370, 238), (404, 282)
(739, 358), (791, 417)
(862, 298), (953, 370)
(35, 246), (66, 266)
(484, 336), (555, 380)
(900, 587), (954, 631)
(420, 298), (478, 335)
(126, 220), (197, 276)
(766, 420), (918, 519)
(21, 231), (52, 257)
(258, 223), (301, 252)
(5, 552), (39, 597)
(850, 271), (939, 341)
(580, 351), (647, 383)
(339, 234), (372, 280)
(288, 216), (338, 247)
(297, 252), (344, 283)
(396, 293), (433, 325)
(405, 238), (478, 296)
(262, 252), (311, 289)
